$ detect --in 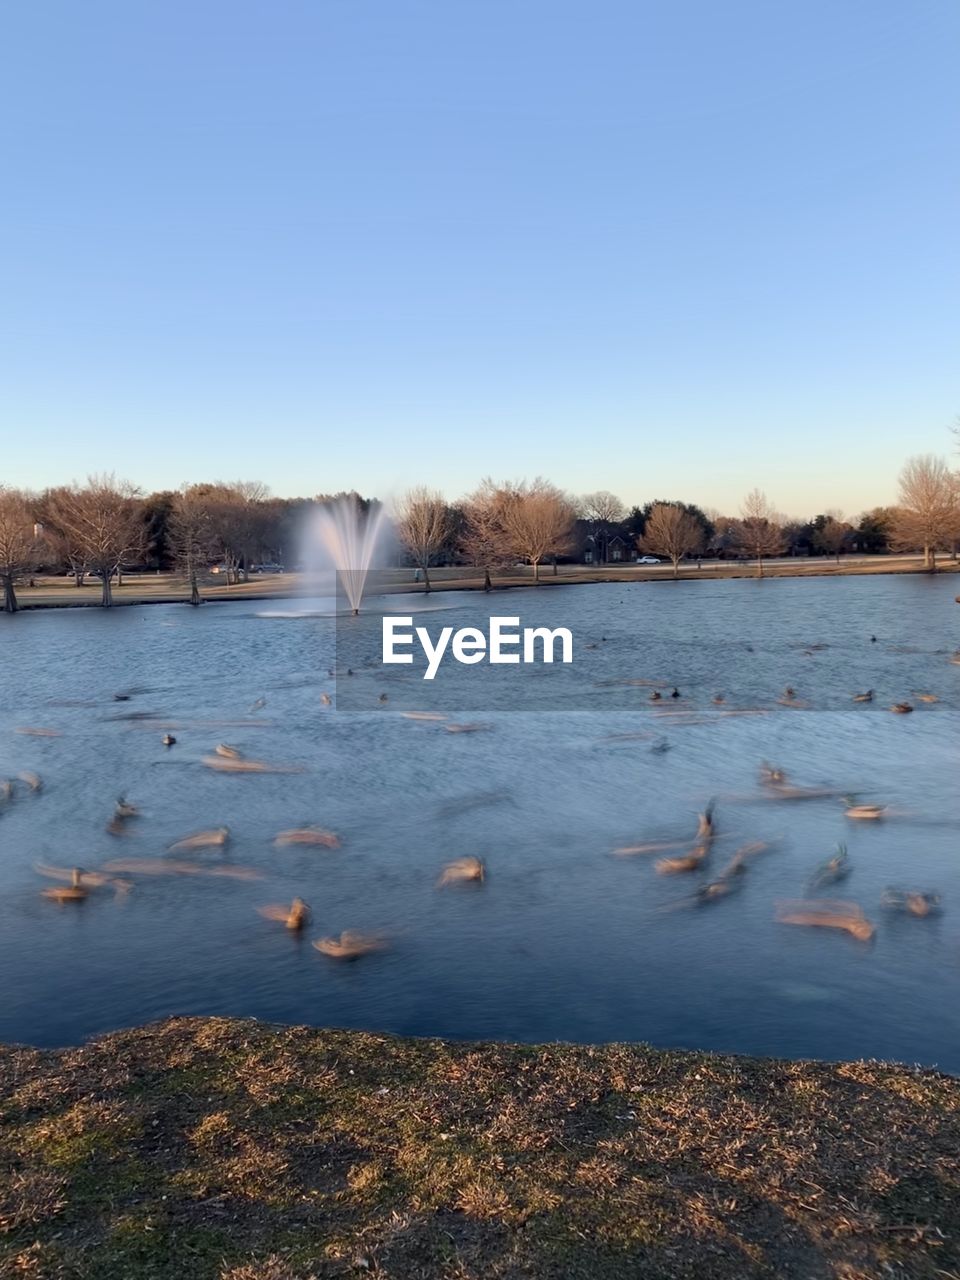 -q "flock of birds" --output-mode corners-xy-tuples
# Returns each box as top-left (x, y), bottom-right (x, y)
(4, 628), (957, 970)
(612, 760), (942, 943)
(2, 727), (490, 960)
